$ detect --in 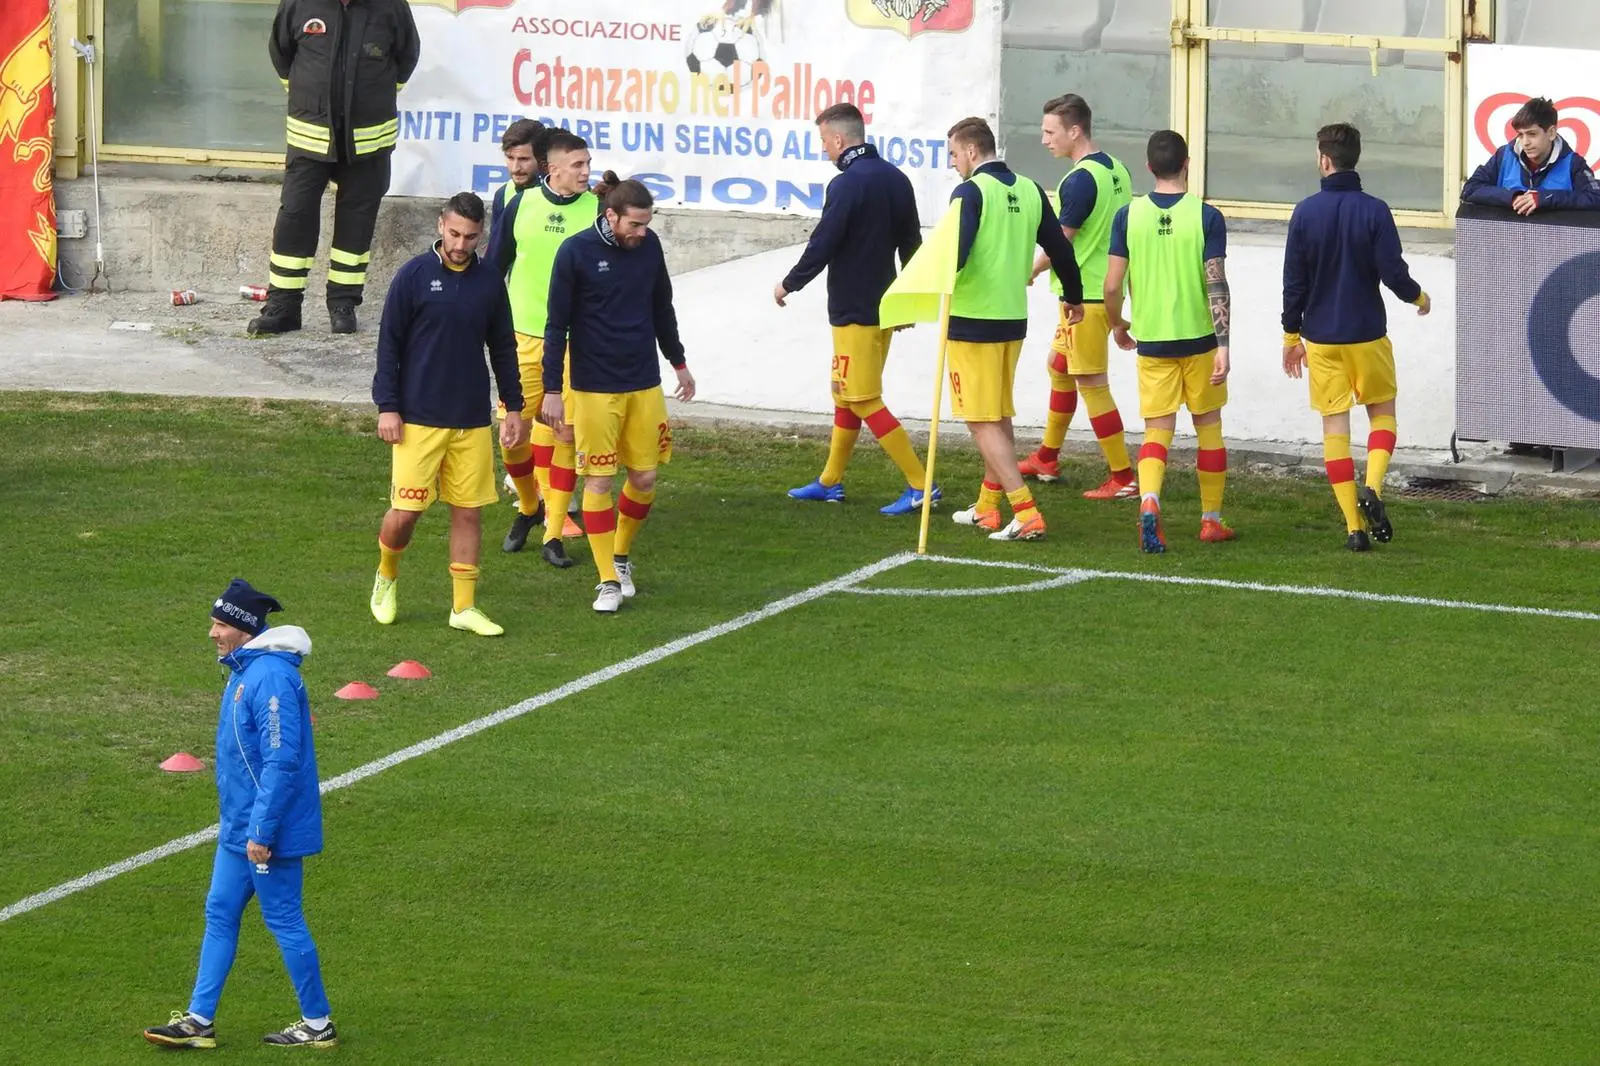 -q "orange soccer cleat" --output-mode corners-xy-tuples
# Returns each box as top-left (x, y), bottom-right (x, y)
(1199, 518), (1237, 543)
(1017, 450), (1061, 482)
(1083, 471), (1138, 500)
